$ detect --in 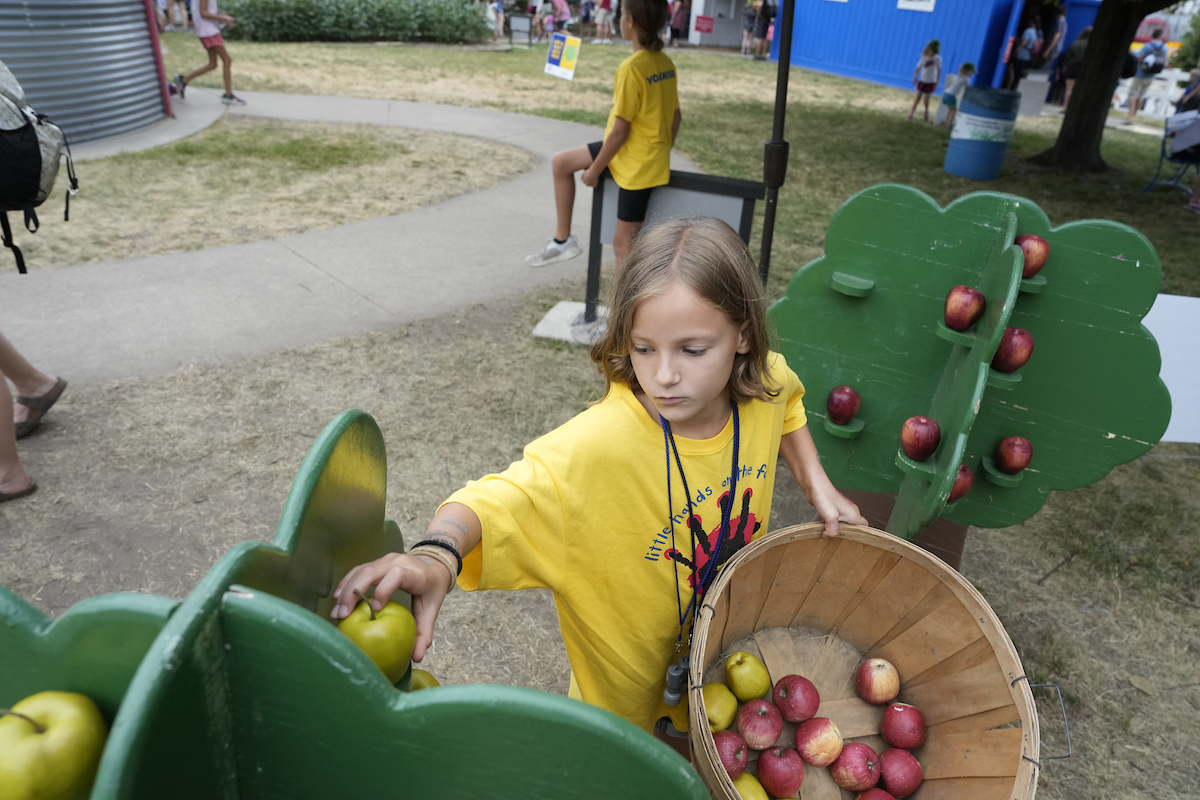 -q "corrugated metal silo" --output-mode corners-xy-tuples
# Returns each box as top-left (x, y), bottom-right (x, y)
(0, 0), (167, 144)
